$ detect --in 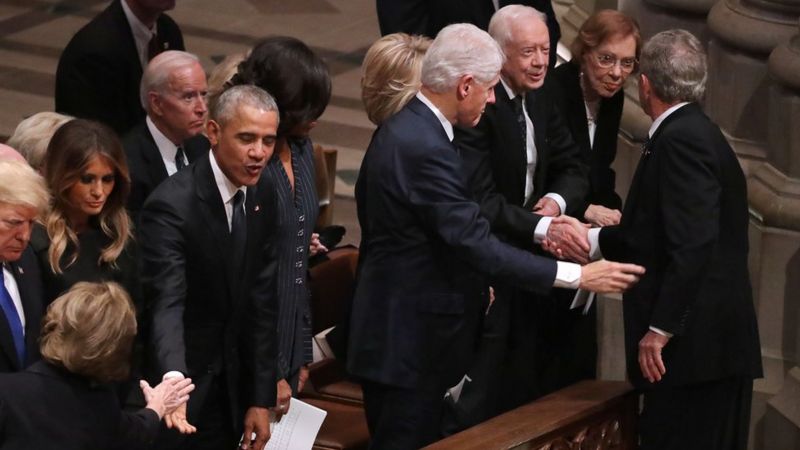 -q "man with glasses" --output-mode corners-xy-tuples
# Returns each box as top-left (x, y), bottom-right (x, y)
(124, 50), (210, 219)
(448, 4), (591, 429)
